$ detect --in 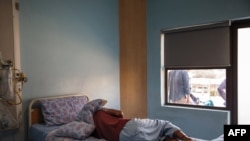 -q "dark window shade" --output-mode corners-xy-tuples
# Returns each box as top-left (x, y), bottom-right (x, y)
(163, 22), (230, 68)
